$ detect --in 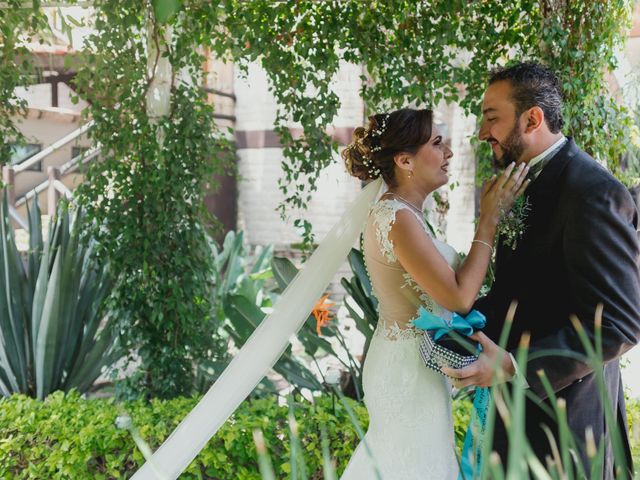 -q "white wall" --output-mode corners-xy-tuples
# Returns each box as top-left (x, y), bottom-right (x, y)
(439, 101), (477, 253)
(14, 82), (88, 112)
(234, 61), (365, 250)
